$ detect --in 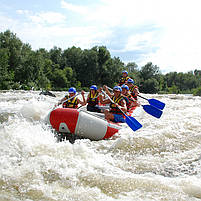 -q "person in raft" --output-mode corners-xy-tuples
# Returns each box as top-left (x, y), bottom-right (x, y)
(118, 70), (131, 86)
(56, 87), (86, 108)
(98, 86), (127, 123)
(85, 85), (101, 113)
(126, 78), (139, 100)
(121, 84), (140, 112)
